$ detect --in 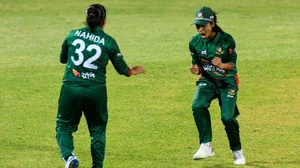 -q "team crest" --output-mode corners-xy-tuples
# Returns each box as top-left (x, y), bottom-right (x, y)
(197, 12), (203, 18)
(228, 89), (236, 96)
(216, 47), (224, 55)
